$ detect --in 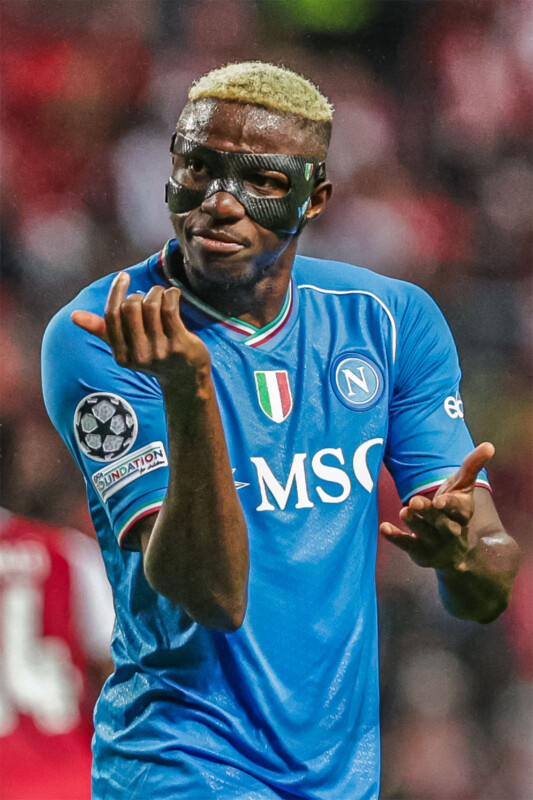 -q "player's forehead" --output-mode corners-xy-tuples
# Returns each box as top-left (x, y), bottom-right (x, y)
(177, 99), (317, 159)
